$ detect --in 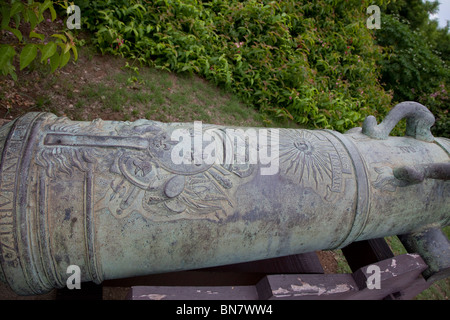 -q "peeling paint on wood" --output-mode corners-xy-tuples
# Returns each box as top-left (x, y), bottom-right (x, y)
(139, 293), (166, 300)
